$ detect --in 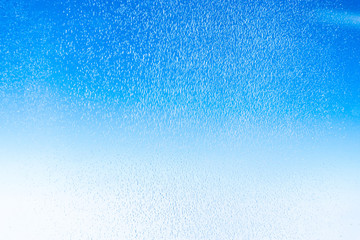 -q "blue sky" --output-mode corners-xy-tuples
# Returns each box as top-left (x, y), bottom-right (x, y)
(1, 0), (360, 239)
